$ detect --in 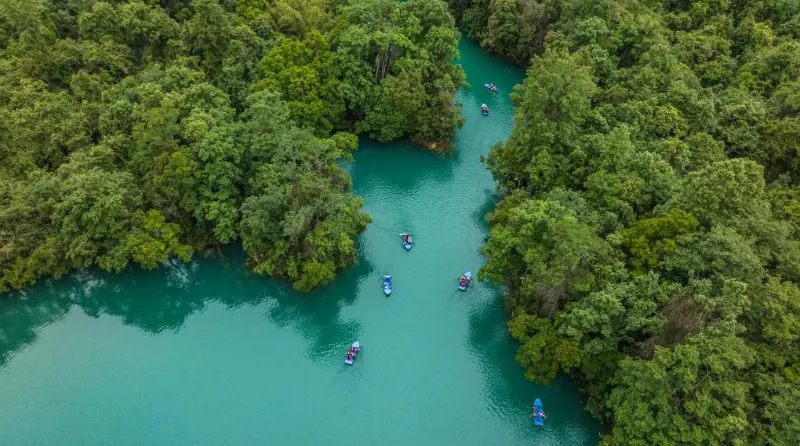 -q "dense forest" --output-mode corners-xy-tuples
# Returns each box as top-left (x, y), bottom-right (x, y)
(458, 0), (800, 443)
(0, 0), (463, 292)
(3, 0), (799, 442)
